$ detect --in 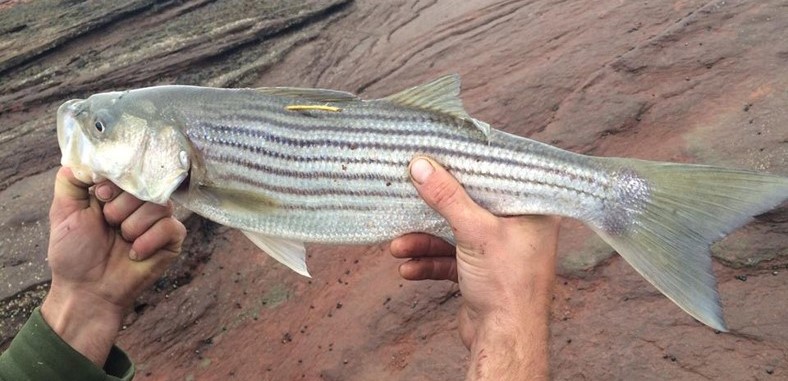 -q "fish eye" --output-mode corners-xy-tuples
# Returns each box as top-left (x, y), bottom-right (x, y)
(95, 121), (105, 133)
